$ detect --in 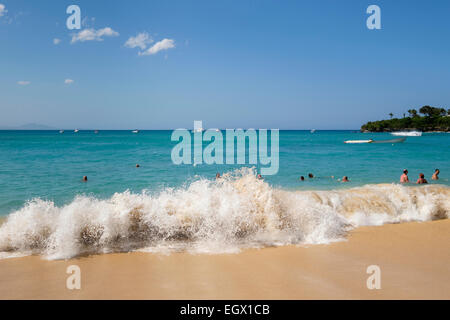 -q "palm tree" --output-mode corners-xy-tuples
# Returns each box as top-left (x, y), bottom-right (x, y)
(389, 113), (393, 119)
